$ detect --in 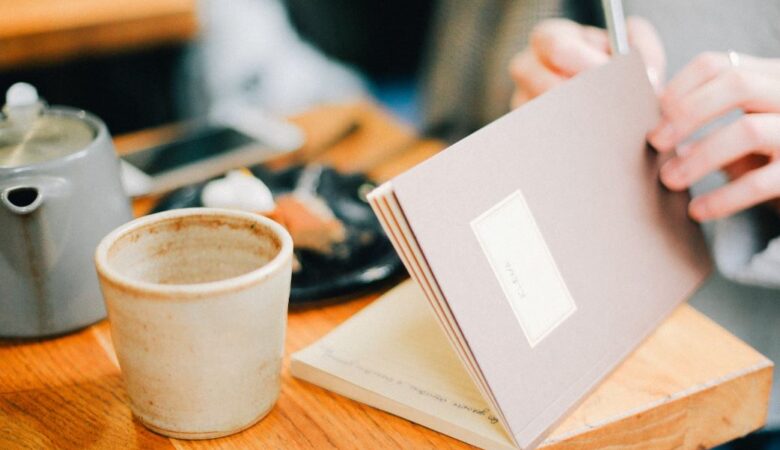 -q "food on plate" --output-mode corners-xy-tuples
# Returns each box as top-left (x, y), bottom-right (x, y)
(267, 193), (346, 254)
(201, 169), (275, 213)
(201, 169), (347, 270)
